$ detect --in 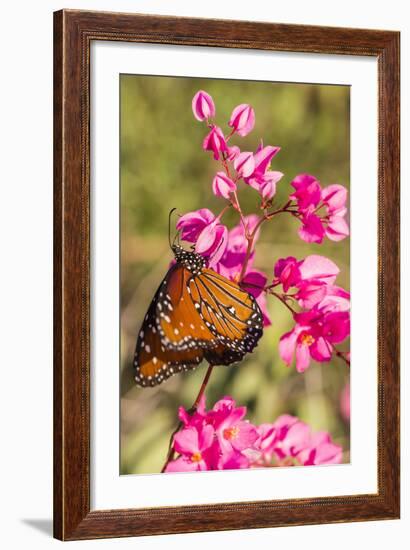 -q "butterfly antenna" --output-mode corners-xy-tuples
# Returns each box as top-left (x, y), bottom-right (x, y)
(168, 208), (177, 250)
